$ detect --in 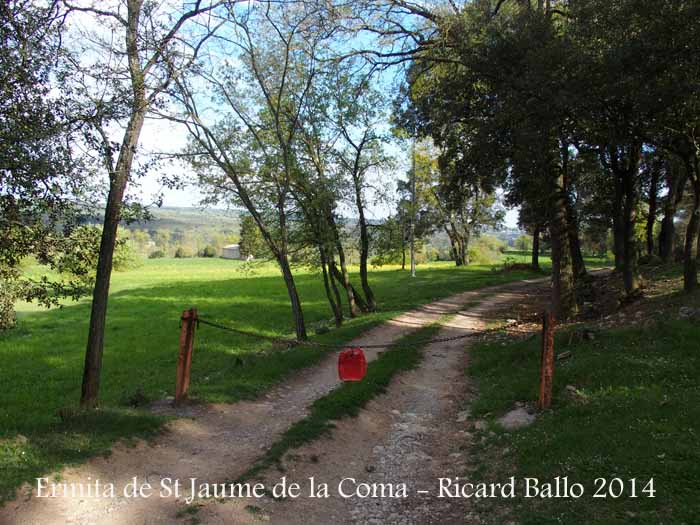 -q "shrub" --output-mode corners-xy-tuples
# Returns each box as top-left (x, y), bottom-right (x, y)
(467, 235), (506, 264)
(54, 226), (140, 277)
(148, 250), (166, 259)
(174, 247), (192, 259)
(0, 278), (17, 331)
(199, 245), (217, 258)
